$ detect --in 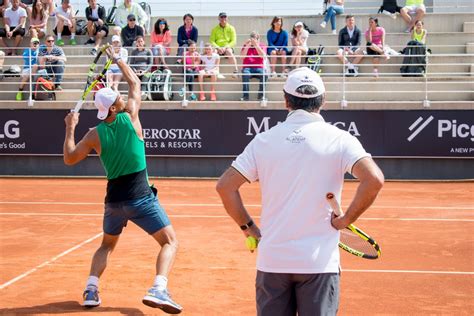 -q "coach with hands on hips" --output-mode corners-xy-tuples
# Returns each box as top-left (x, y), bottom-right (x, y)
(217, 67), (384, 315)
